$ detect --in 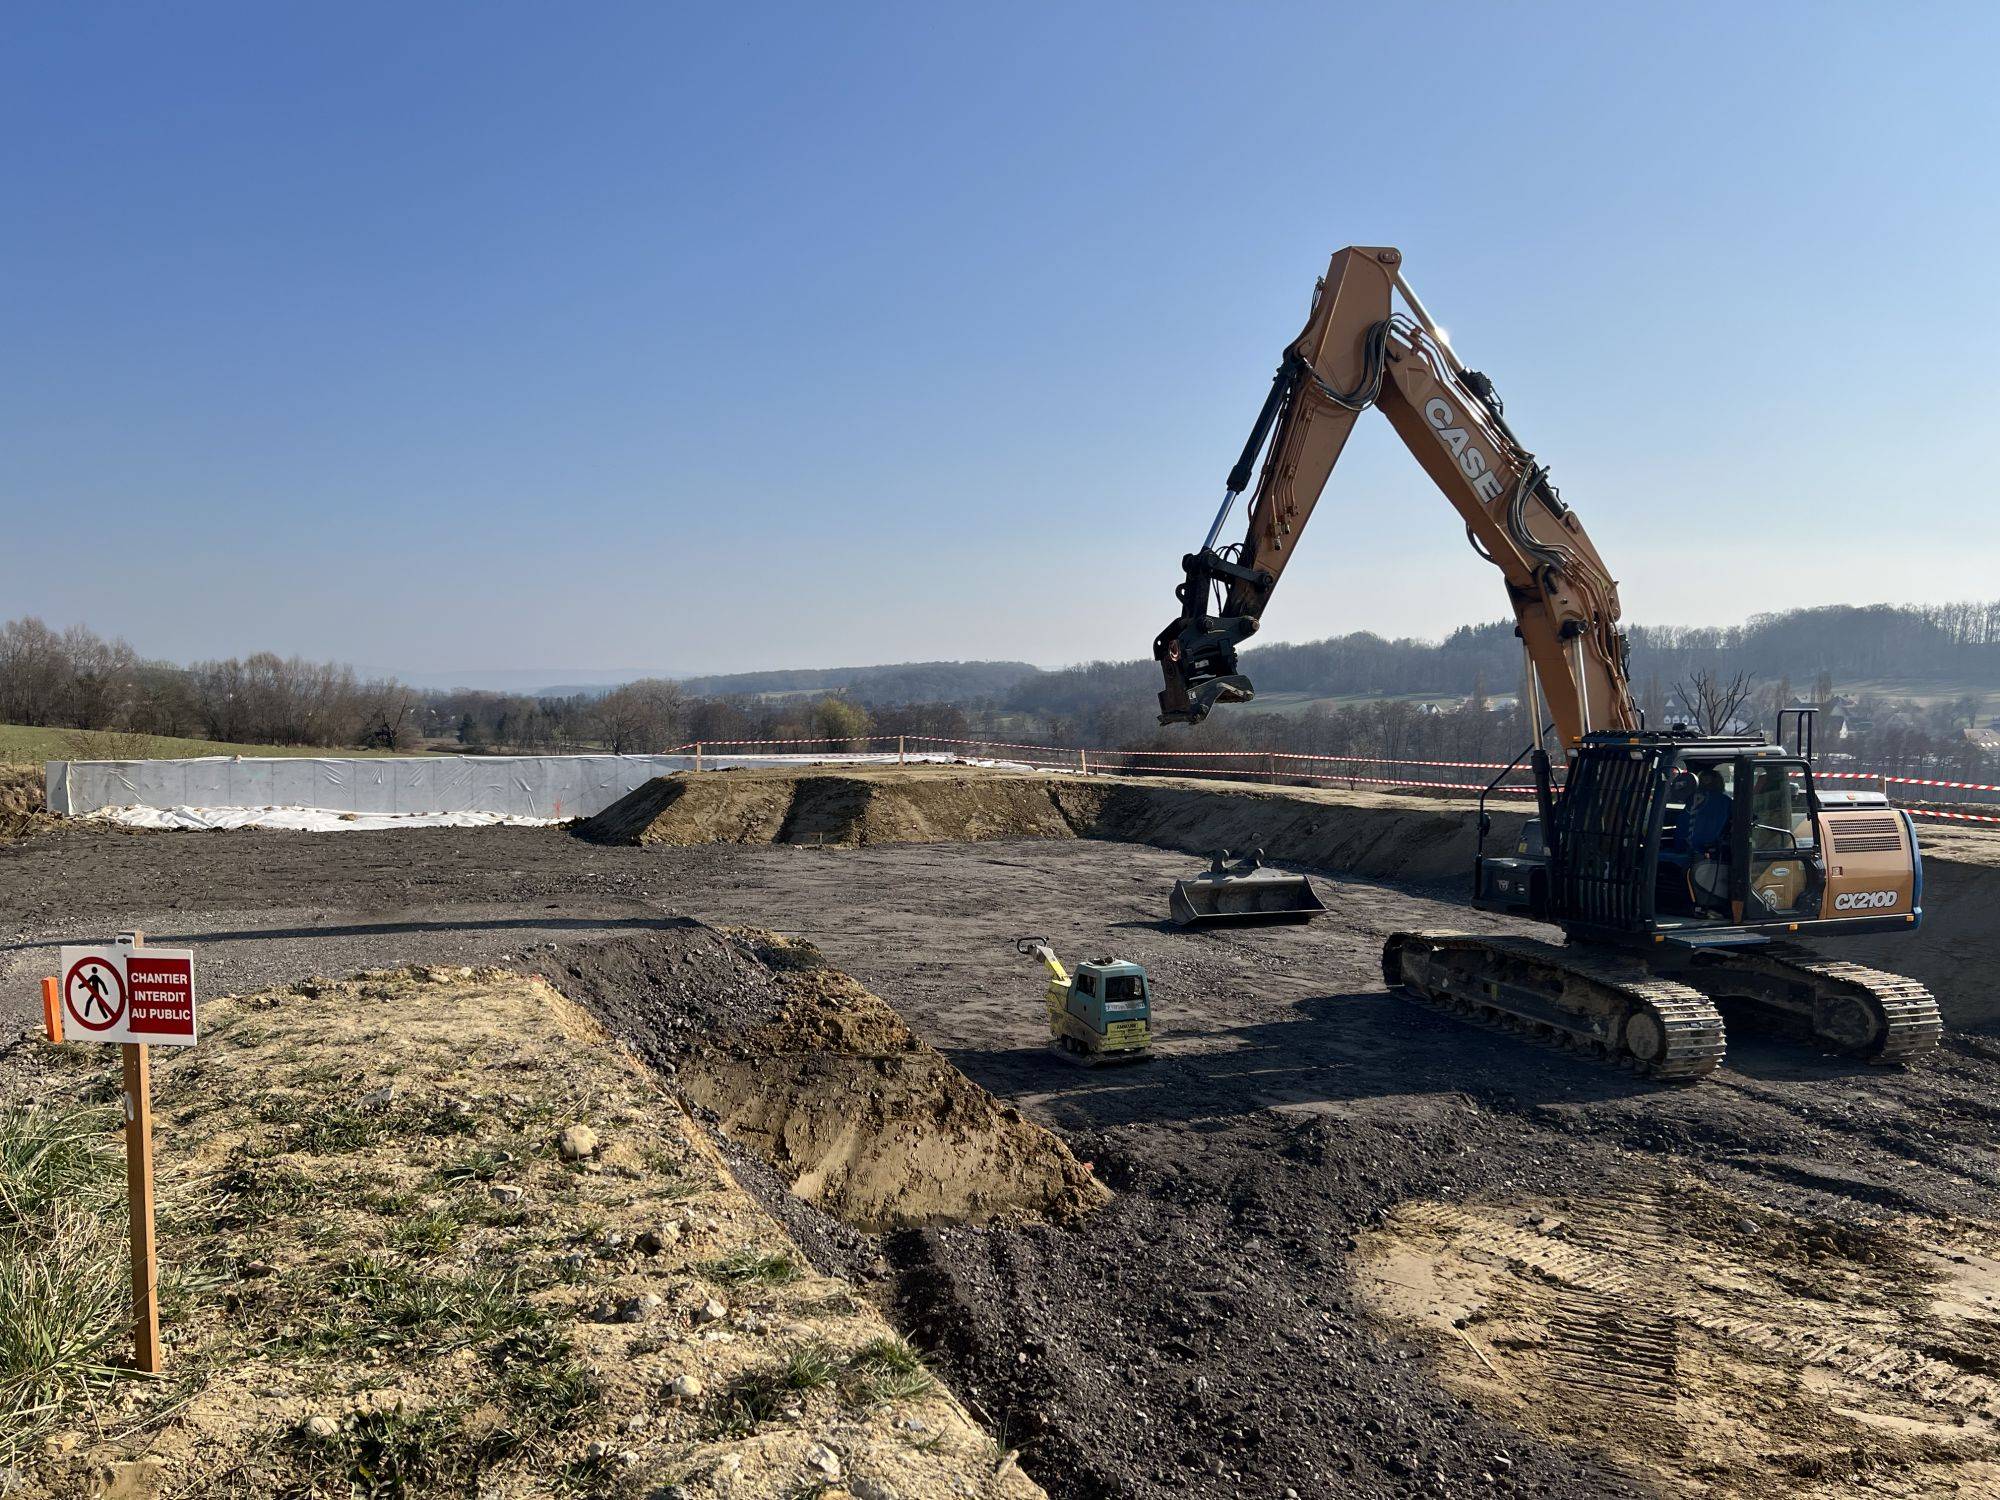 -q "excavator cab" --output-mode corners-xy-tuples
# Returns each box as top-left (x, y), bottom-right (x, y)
(1476, 733), (1921, 947)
